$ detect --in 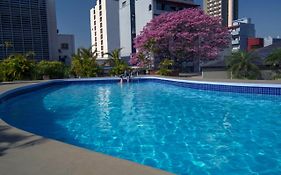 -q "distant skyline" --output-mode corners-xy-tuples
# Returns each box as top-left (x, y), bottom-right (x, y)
(56, 0), (281, 49)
